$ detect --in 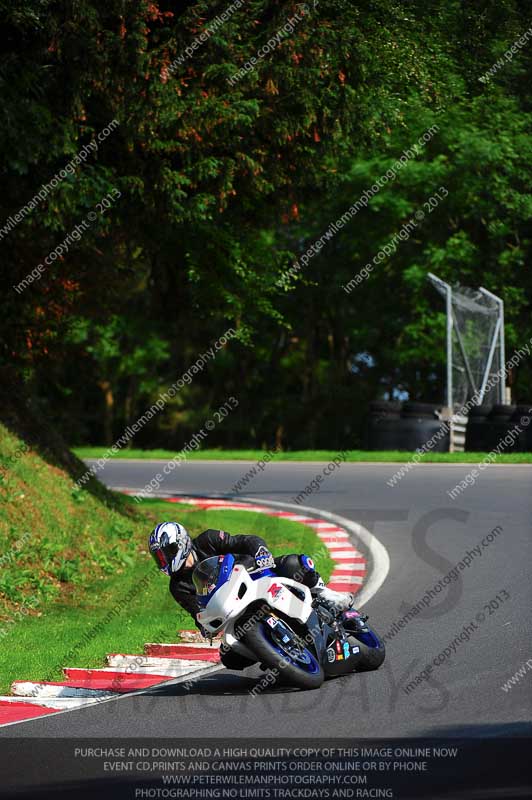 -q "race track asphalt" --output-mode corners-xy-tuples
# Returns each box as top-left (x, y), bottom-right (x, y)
(3, 459), (531, 739)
